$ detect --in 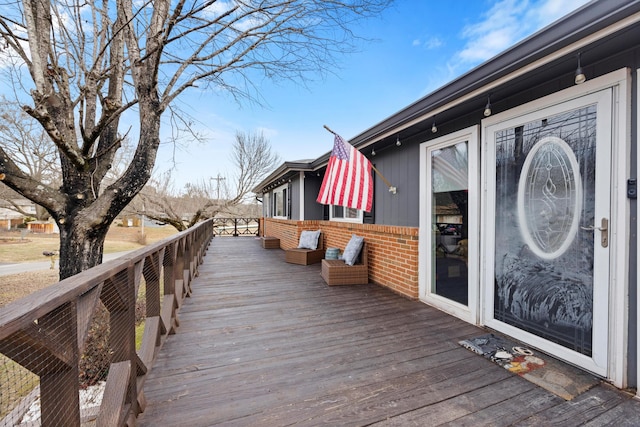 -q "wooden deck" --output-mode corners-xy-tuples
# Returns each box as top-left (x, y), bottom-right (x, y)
(138, 237), (640, 426)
